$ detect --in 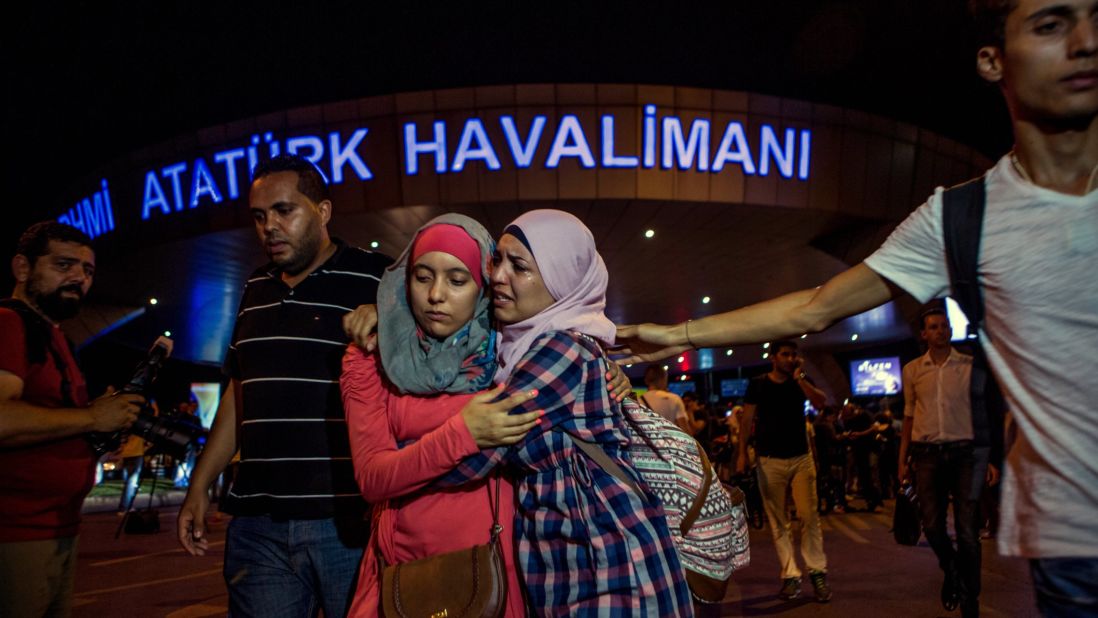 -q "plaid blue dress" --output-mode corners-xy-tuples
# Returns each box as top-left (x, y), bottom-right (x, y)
(440, 331), (693, 616)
